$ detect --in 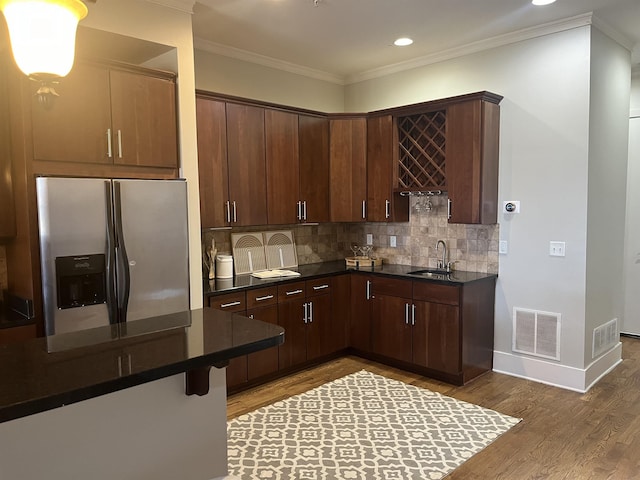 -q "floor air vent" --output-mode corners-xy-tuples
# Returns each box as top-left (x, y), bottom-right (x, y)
(592, 318), (618, 359)
(512, 308), (561, 360)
